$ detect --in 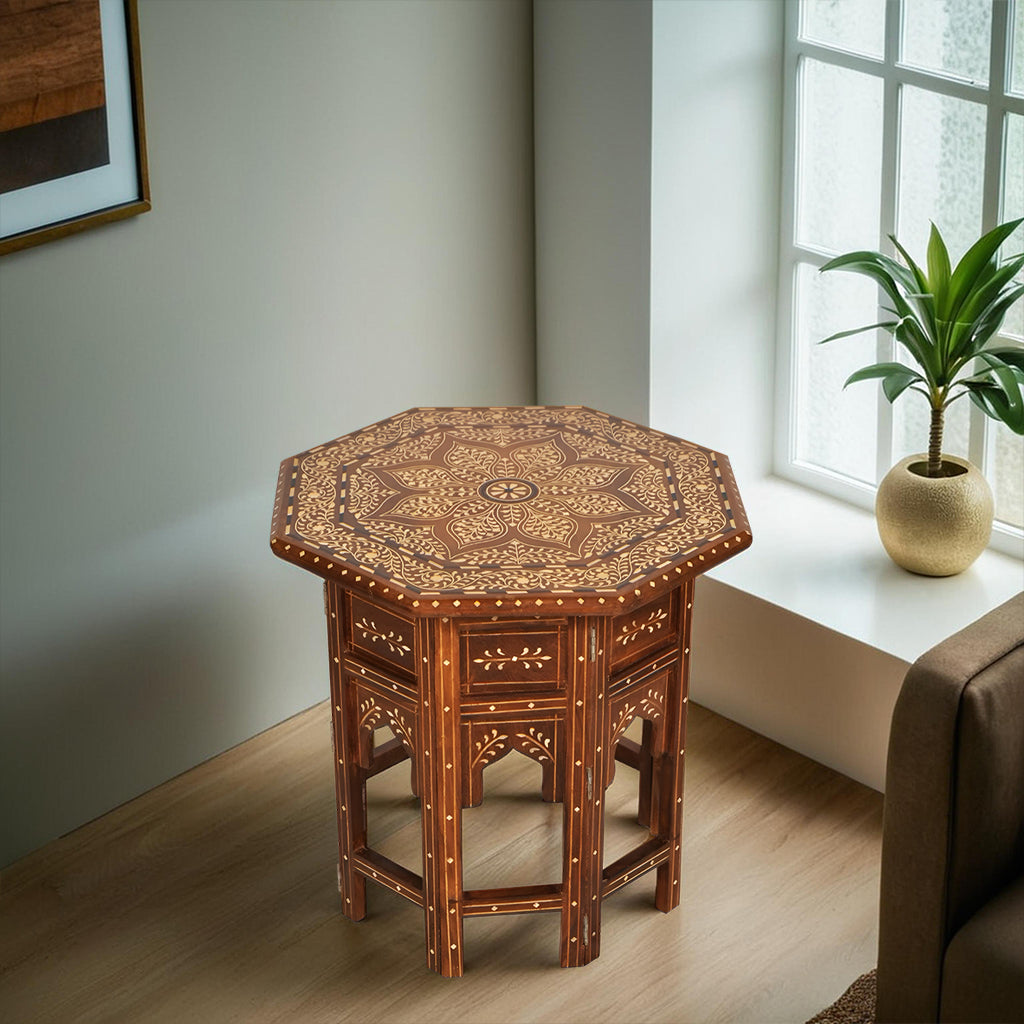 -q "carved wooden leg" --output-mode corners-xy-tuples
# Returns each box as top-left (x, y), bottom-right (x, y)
(654, 580), (693, 912)
(560, 618), (608, 966)
(540, 759), (557, 802)
(410, 755), (421, 799)
(327, 584), (366, 921)
(637, 718), (654, 828)
(419, 618), (464, 978)
(538, 733), (565, 803)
